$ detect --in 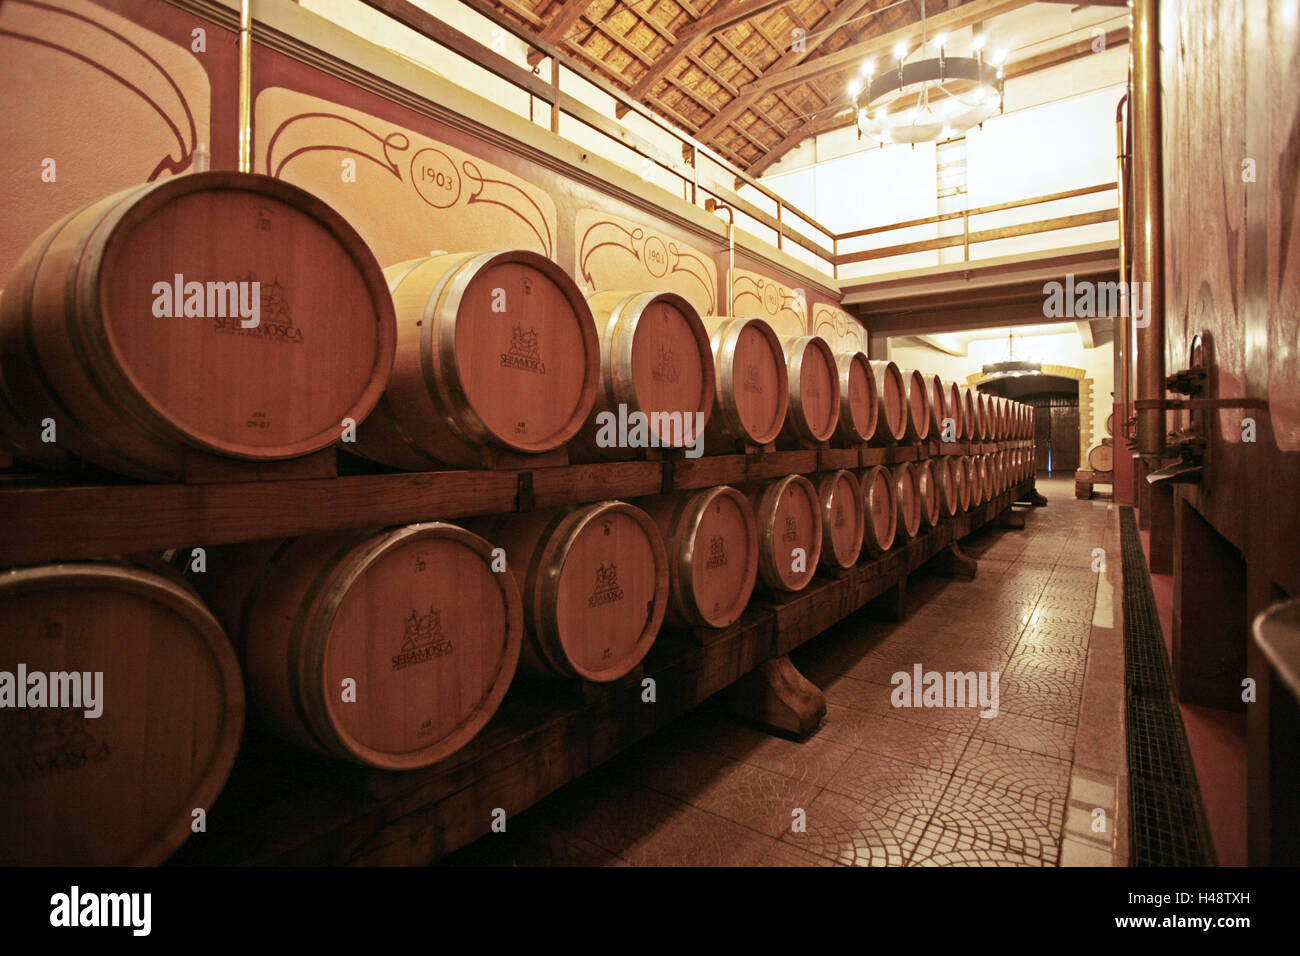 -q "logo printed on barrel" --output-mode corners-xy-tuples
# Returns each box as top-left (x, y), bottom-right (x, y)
(391, 608), (454, 671)
(500, 325), (546, 374)
(706, 535), (728, 569)
(651, 344), (679, 385)
(783, 516), (798, 543)
(588, 563), (624, 607)
(1, 709), (110, 783)
(223, 275), (303, 344)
